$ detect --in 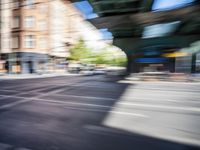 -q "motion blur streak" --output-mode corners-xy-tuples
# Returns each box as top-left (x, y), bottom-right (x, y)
(0, 0), (200, 150)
